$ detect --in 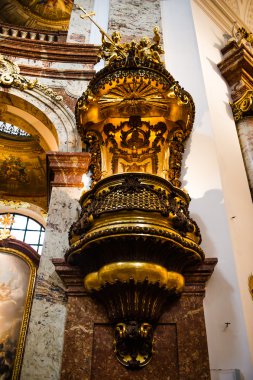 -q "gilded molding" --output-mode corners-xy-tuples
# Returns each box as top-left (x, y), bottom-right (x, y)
(230, 90), (253, 121)
(0, 54), (63, 101)
(84, 262), (184, 293)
